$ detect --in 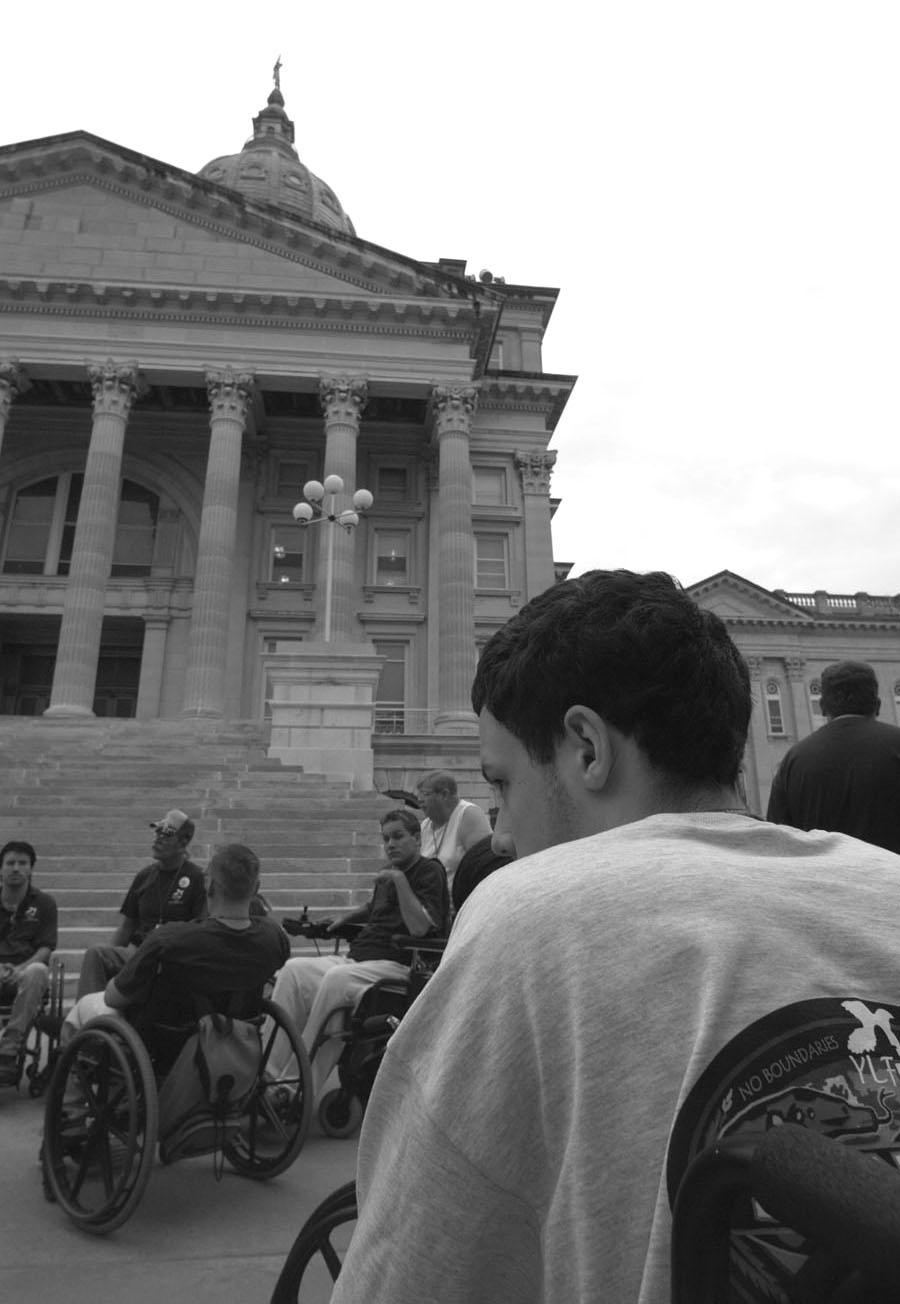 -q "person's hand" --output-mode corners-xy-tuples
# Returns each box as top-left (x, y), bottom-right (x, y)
(375, 868), (404, 887)
(0, 963), (15, 985)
